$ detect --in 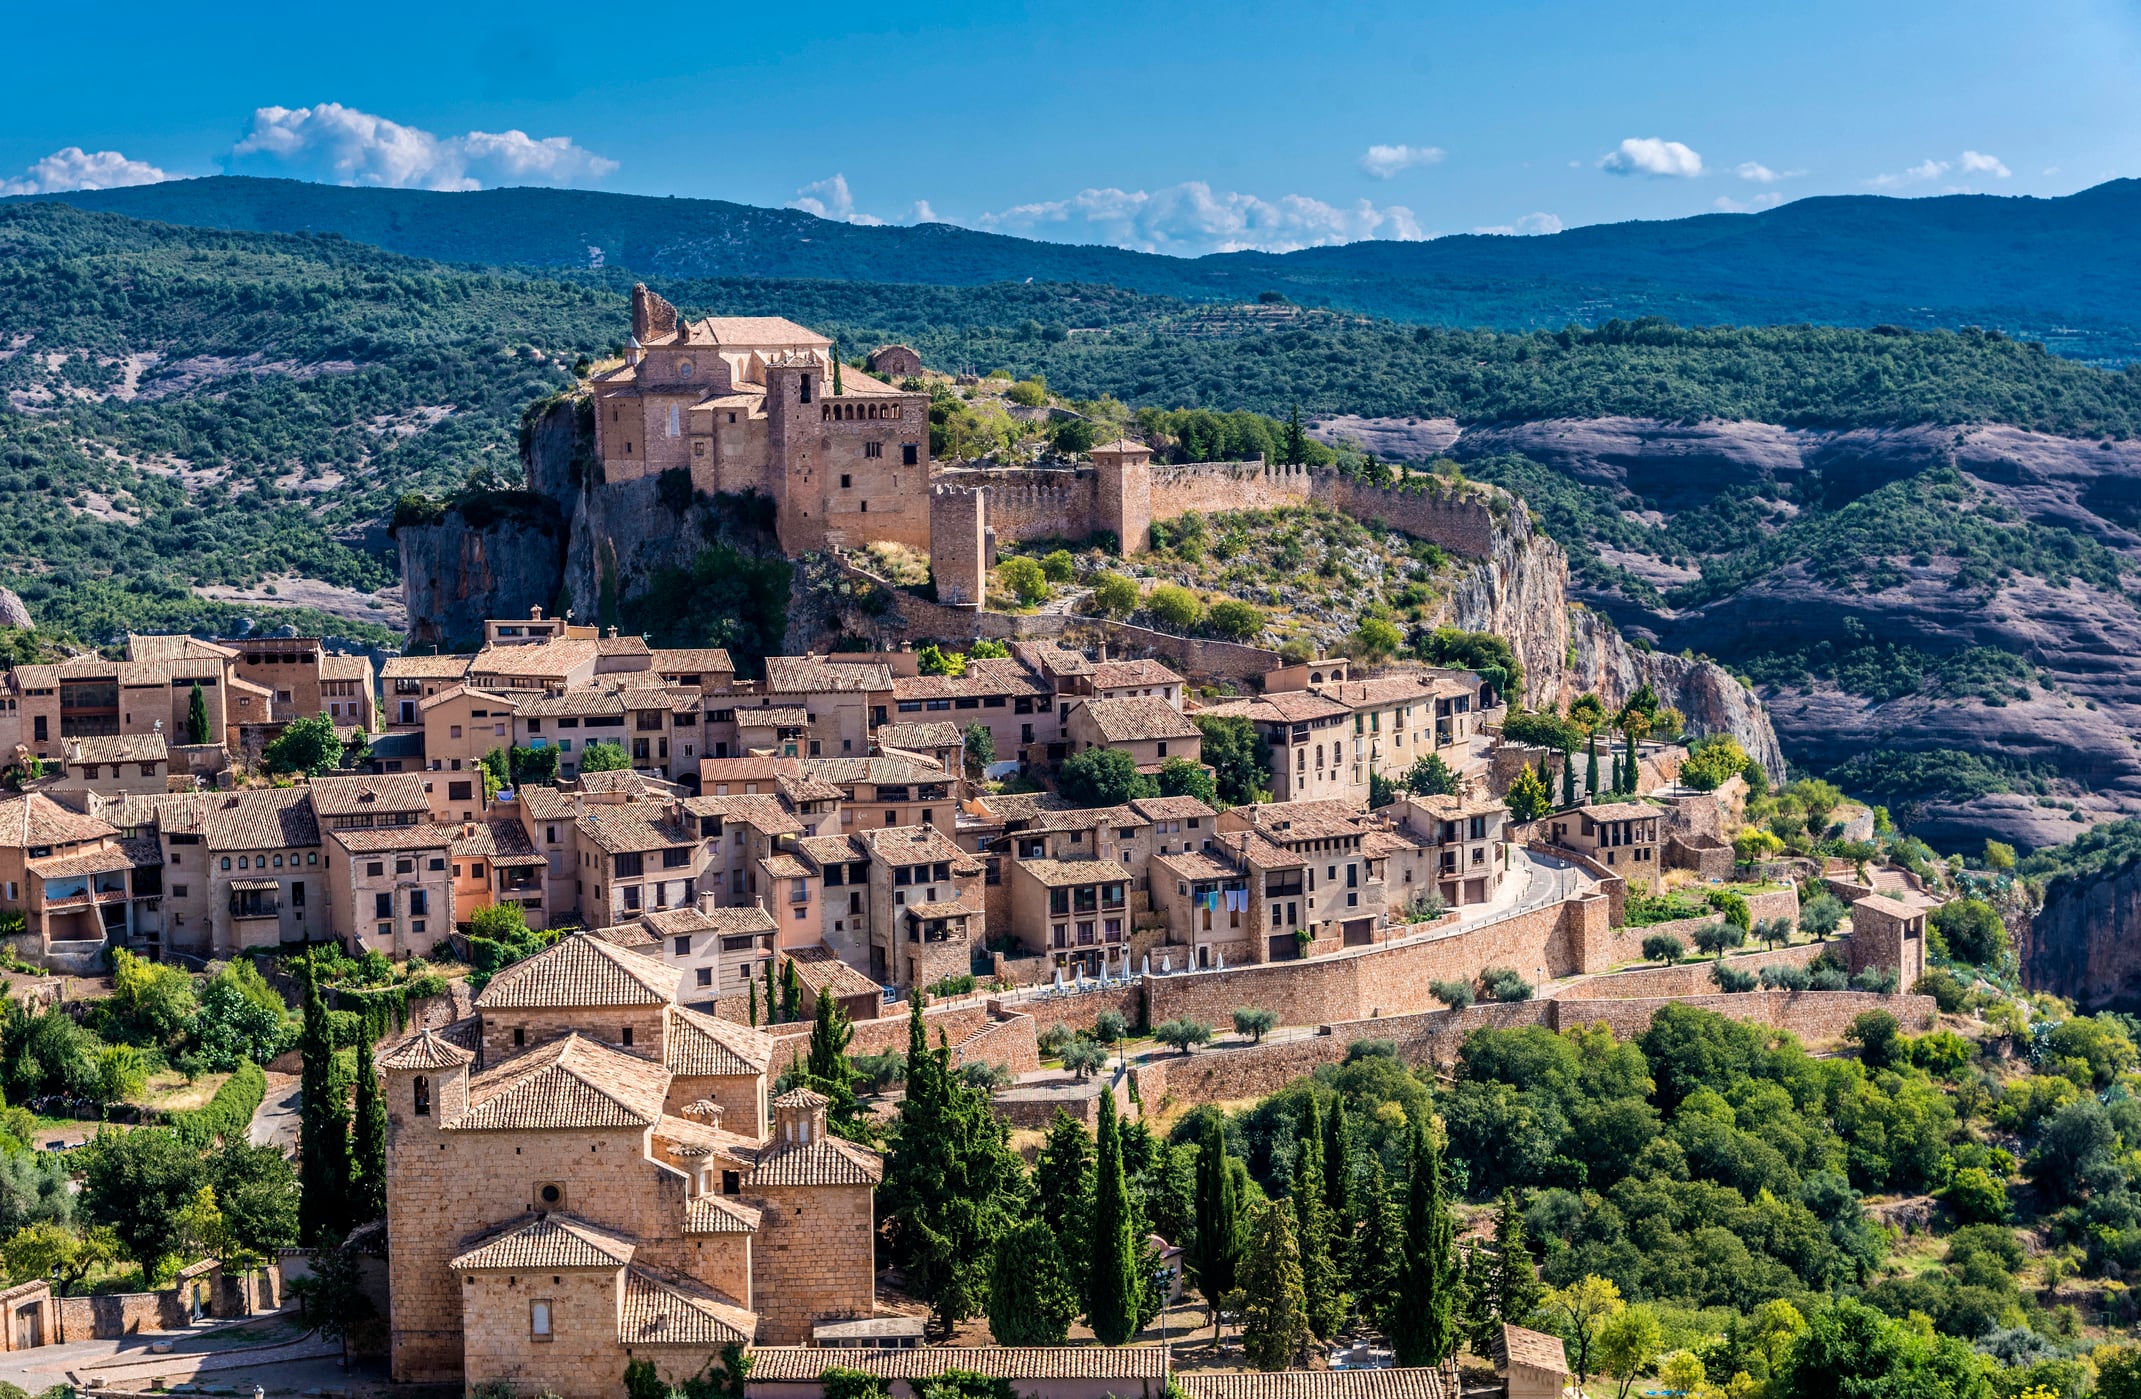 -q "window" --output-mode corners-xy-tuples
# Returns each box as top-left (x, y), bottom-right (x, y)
(514, 1027), (526, 1046)
(220, 857), (231, 871)
(530, 1300), (553, 1339)
(864, 441), (883, 459)
(674, 936), (692, 956)
(448, 781), (472, 801)
(696, 967), (713, 987)
(798, 375), (813, 404)
(410, 890), (428, 917)
(367, 862), (384, 877)
(374, 893), (392, 919)
(622, 1026), (634, 1047)
(840, 474), (851, 488)
(413, 1076), (430, 1116)
(902, 443), (919, 466)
